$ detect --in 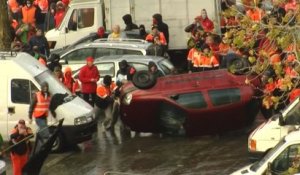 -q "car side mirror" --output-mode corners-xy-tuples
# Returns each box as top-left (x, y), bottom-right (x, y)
(279, 114), (285, 126)
(65, 27), (69, 34)
(170, 94), (179, 100)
